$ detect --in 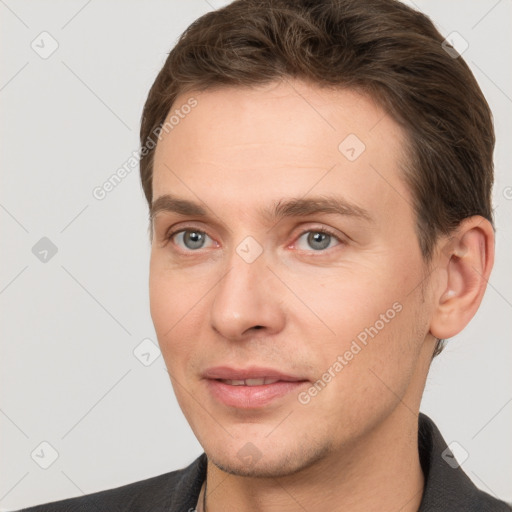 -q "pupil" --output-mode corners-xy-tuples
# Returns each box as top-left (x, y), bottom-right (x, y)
(308, 232), (330, 250)
(185, 231), (204, 249)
